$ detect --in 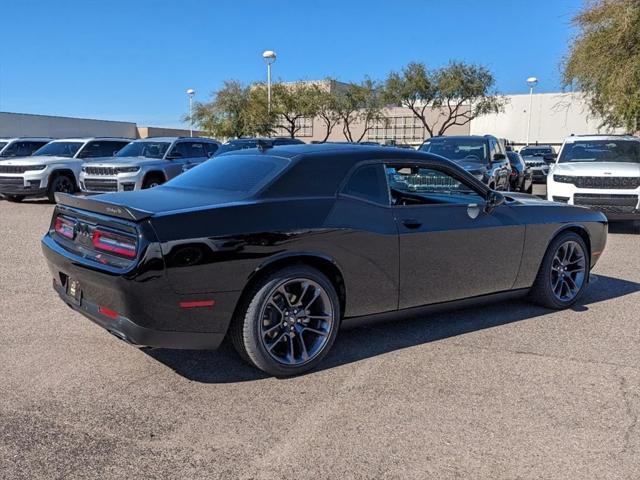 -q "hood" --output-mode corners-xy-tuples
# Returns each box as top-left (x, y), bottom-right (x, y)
(552, 161), (640, 177)
(451, 159), (488, 173)
(0, 155), (78, 165)
(94, 185), (251, 216)
(506, 192), (551, 205)
(83, 156), (165, 167)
